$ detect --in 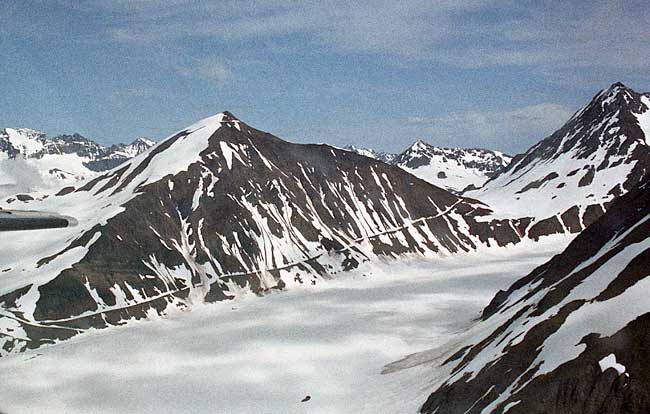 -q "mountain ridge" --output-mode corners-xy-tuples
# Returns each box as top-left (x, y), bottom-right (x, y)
(420, 175), (650, 414)
(463, 82), (650, 240)
(344, 140), (512, 192)
(0, 111), (526, 356)
(0, 128), (156, 192)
